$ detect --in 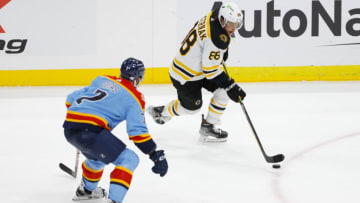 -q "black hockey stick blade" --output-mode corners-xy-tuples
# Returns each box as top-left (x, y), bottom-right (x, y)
(266, 154), (285, 163)
(59, 163), (76, 178)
